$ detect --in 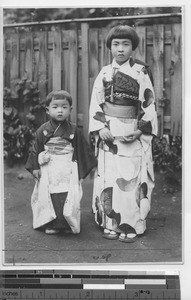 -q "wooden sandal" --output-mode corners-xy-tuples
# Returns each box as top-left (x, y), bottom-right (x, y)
(103, 229), (118, 240)
(118, 232), (138, 243)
